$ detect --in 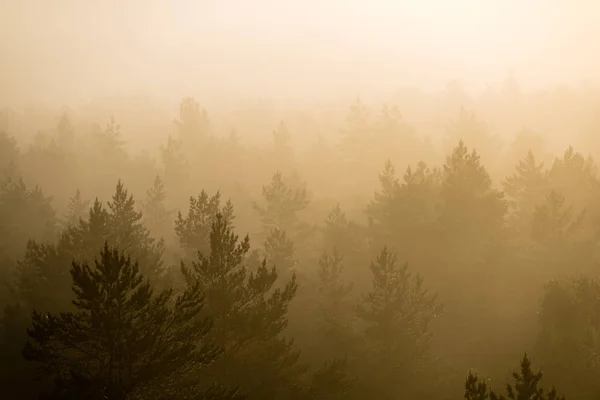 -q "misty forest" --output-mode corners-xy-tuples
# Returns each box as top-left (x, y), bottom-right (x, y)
(5, 2), (600, 399)
(4, 85), (600, 400)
